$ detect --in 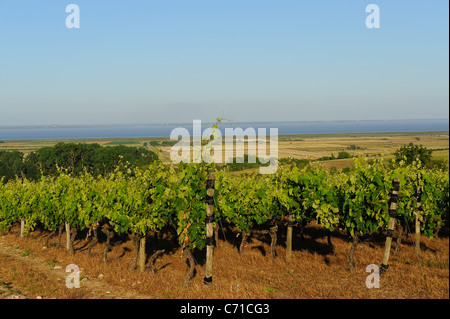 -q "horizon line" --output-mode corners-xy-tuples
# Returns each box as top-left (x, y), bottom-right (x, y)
(0, 118), (448, 130)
